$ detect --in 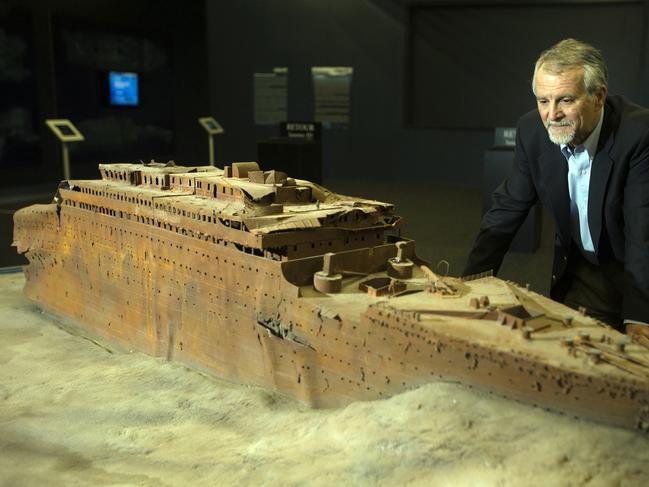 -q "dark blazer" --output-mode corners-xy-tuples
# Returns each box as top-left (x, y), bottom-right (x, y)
(464, 95), (649, 322)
